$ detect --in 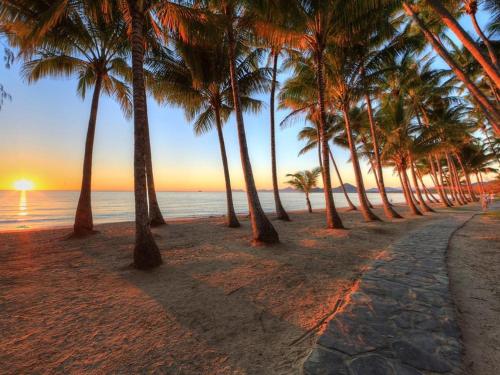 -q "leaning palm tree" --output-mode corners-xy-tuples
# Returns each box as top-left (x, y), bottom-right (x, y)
(420, 0), (499, 88)
(286, 167), (321, 213)
(463, 0), (499, 69)
(322, 45), (381, 222)
(149, 40), (271, 228)
(378, 96), (423, 215)
(401, 2), (500, 132)
(3, 1), (132, 237)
